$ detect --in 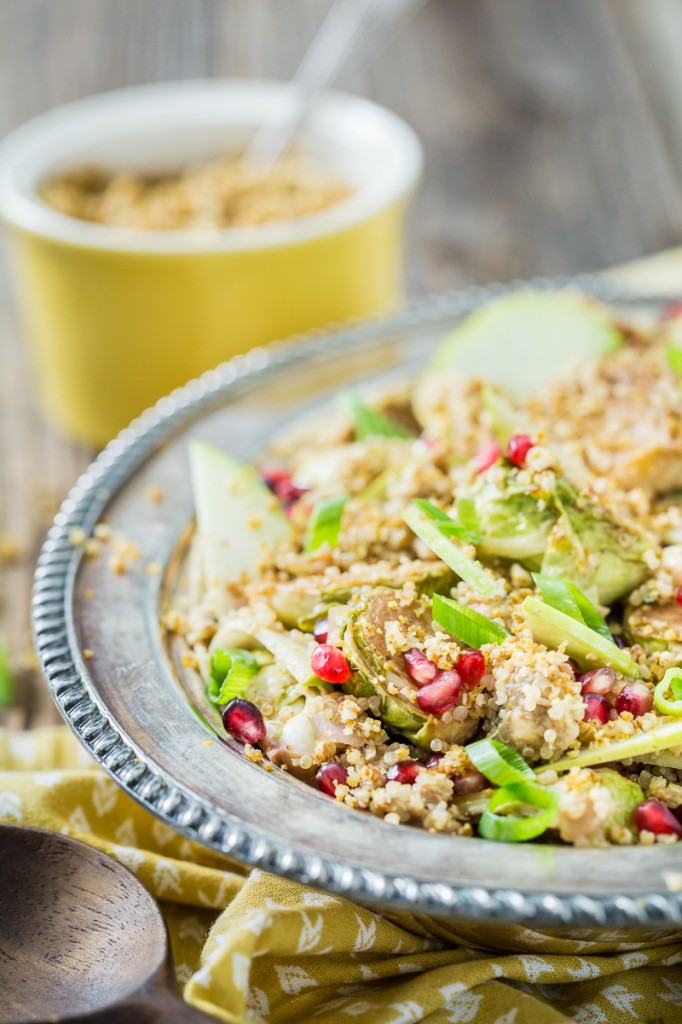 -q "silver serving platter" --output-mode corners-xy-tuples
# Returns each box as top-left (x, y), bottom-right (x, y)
(33, 275), (682, 949)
